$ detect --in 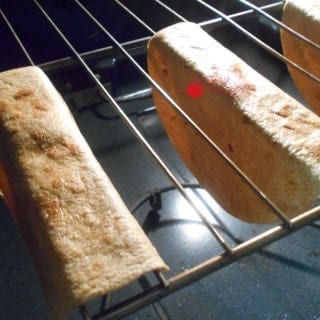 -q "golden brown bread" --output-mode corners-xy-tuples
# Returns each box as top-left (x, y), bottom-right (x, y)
(281, 0), (320, 114)
(0, 66), (168, 320)
(147, 22), (320, 223)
